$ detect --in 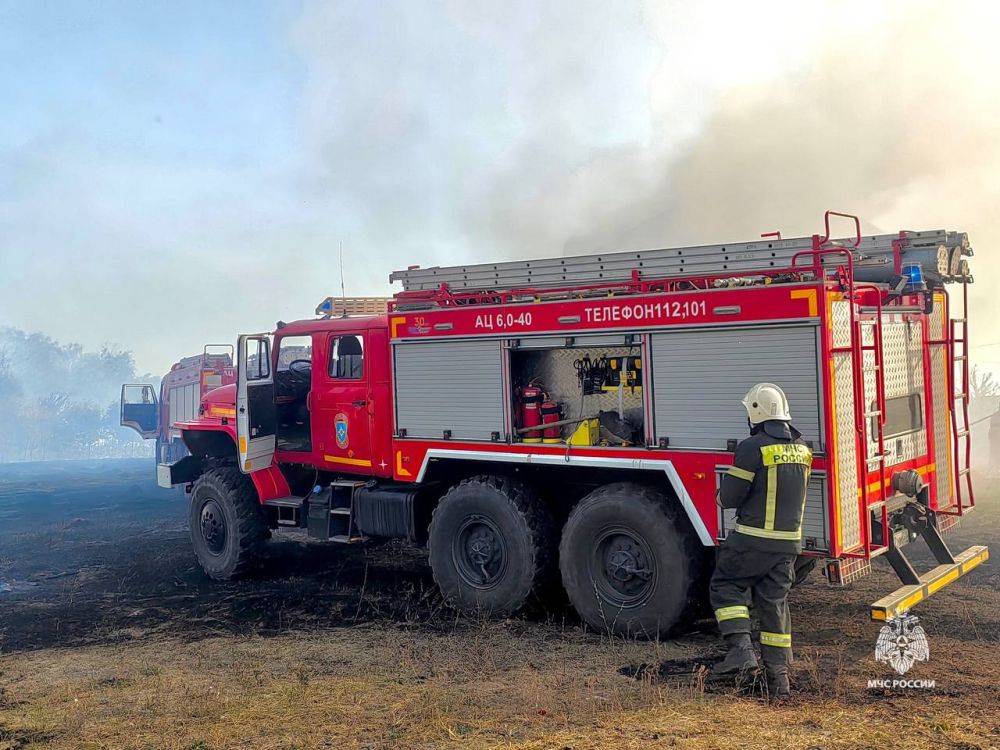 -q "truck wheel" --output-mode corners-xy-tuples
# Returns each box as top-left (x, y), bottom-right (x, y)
(559, 482), (698, 638)
(189, 466), (268, 580)
(428, 475), (554, 616)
